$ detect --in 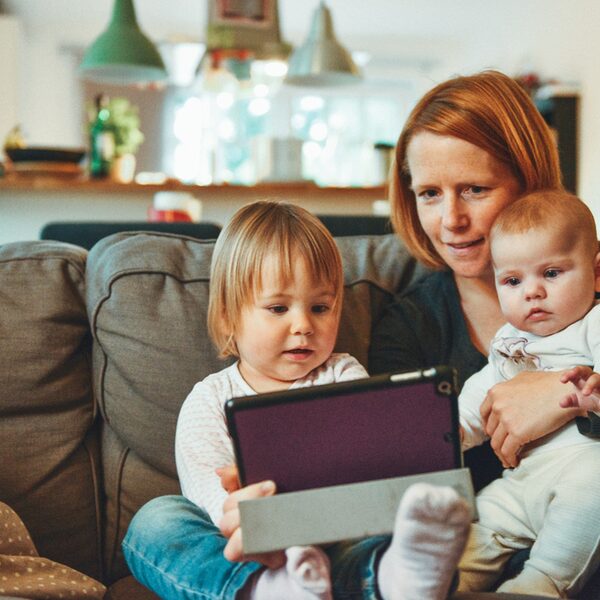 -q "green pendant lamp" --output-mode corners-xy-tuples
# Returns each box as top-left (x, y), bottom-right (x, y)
(79, 0), (167, 84)
(285, 0), (361, 87)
